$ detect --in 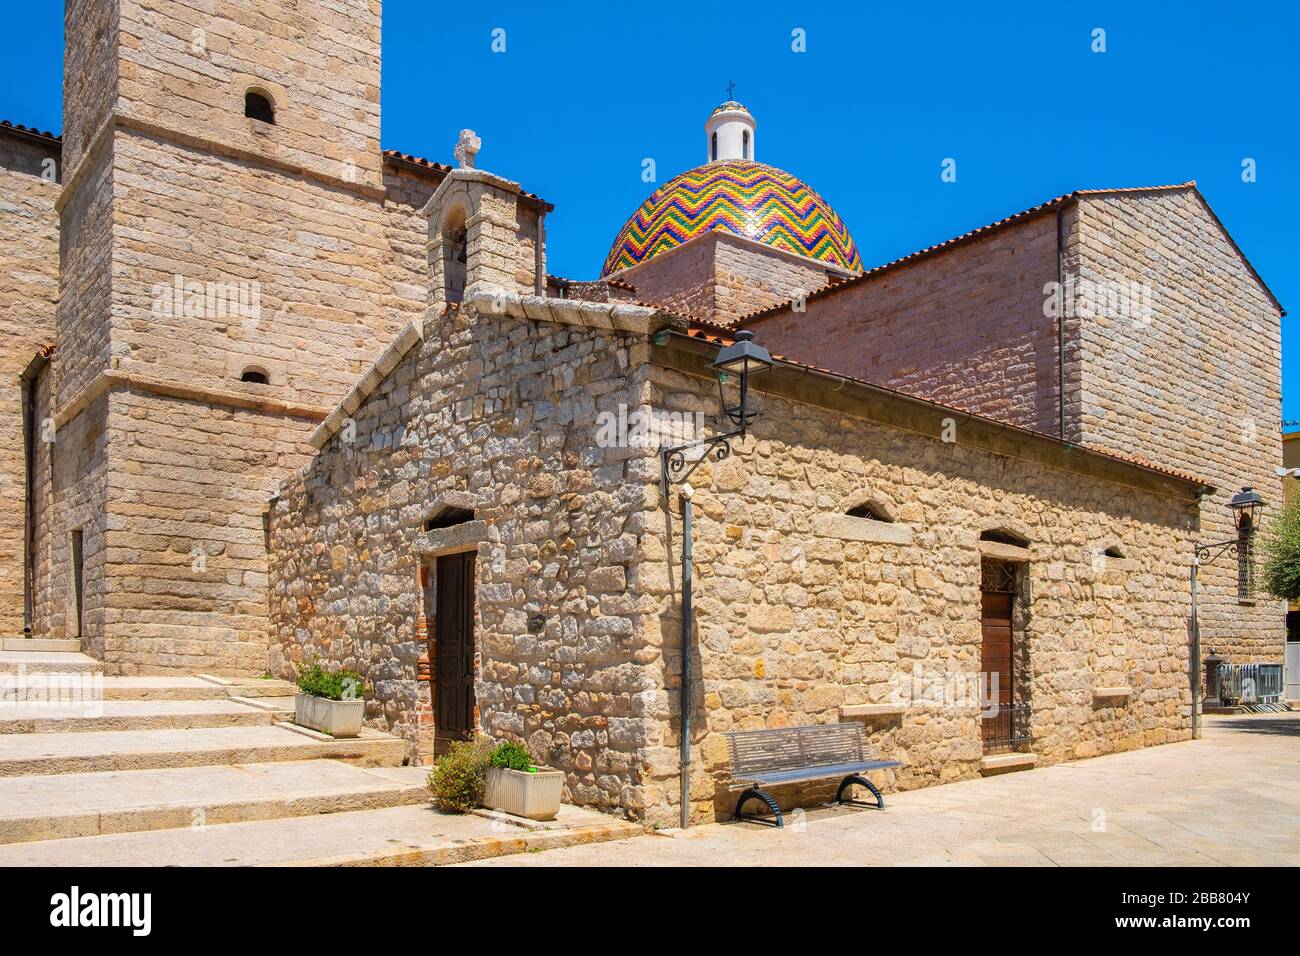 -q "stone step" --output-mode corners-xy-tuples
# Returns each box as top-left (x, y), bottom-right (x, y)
(0, 760), (430, 846)
(0, 802), (642, 866)
(198, 674), (298, 698)
(2, 638), (81, 653)
(100, 676), (234, 701)
(0, 650), (101, 675)
(0, 699), (289, 735)
(99, 676), (296, 701)
(0, 724), (407, 777)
